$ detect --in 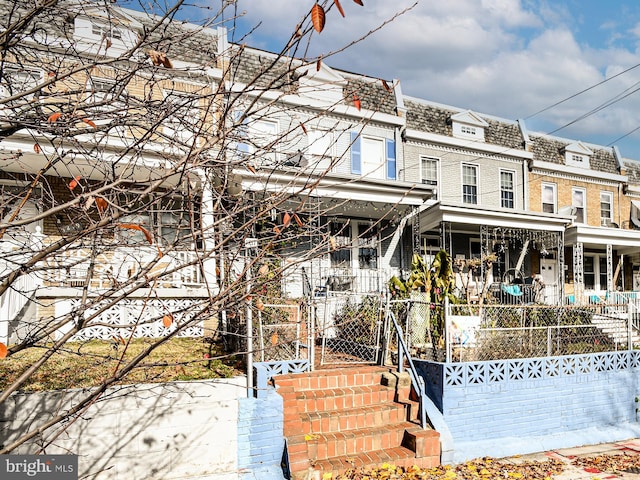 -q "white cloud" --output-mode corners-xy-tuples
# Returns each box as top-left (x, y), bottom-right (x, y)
(221, 0), (640, 157)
